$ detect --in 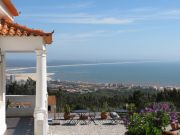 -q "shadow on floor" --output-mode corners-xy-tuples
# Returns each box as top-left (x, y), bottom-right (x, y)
(5, 117), (34, 135)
